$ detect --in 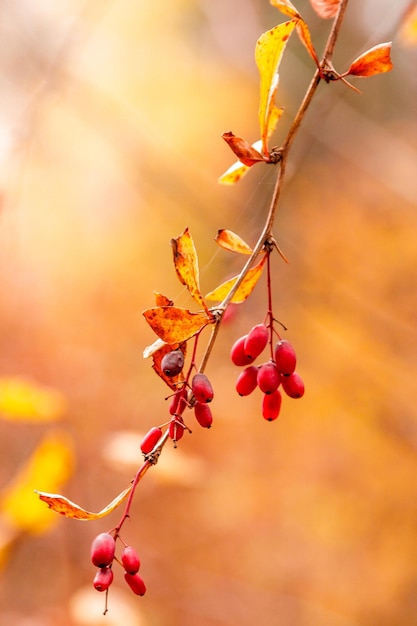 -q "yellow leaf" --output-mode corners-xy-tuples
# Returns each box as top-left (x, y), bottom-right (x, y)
(255, 21), (296, 155)
(0, 430), (74, 533)
(35, 484), (133, 521)
(205, 255), (267, 304)
(399, 4), (417, 46)
(171, 228), (209, 313)
(270, 0), (300, 19)
(143, 306), (212, 344)
(270, 0), (320, 69)
(0, 378), (66, 422)
(218, 159), (251, 185)
(215, 230), (253, 255)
